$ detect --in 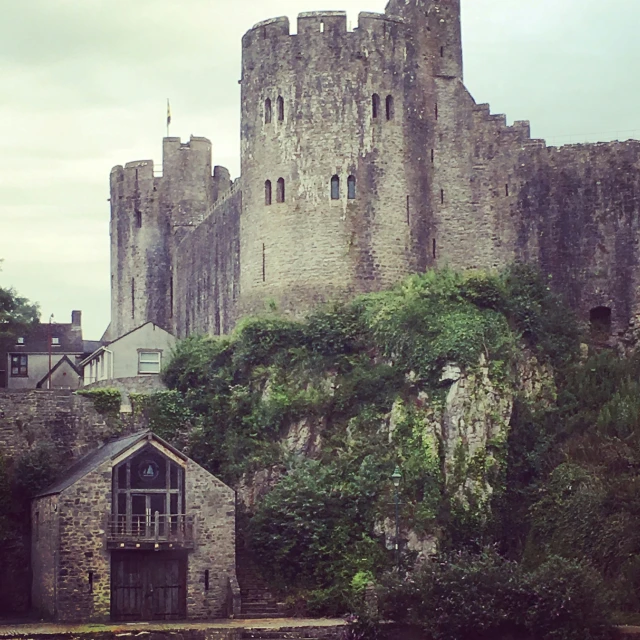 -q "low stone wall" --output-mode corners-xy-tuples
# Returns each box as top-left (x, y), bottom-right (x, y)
(0, 390), (112, 460)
